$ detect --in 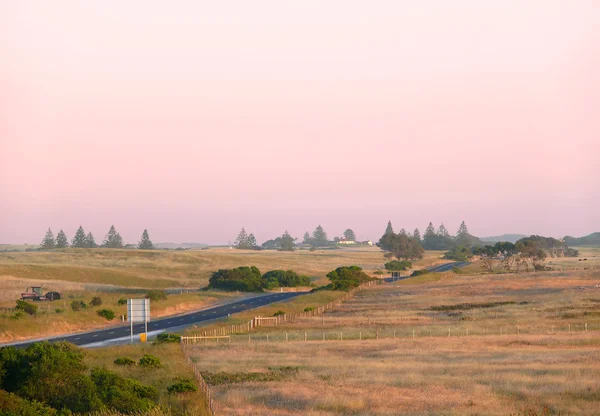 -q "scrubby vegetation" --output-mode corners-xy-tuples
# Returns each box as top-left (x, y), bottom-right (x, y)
(0, 342), (159, 414)
(138, 354), (162, 369)
(15, 300), (38, 316)
(155, 333), (181, 344)
(71, 300), (87, 312)
(322, 266), (375, 291)
(208, 267), (312, 292)
(97, 309), (116, 321)
(90, 296), (103, 307)
(113, 357), (136, 366)
(167, 379), (197, 394)
(443, 246), (472, 262)
(384, 260), (412, 271)
(145, 290), (168, 302)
